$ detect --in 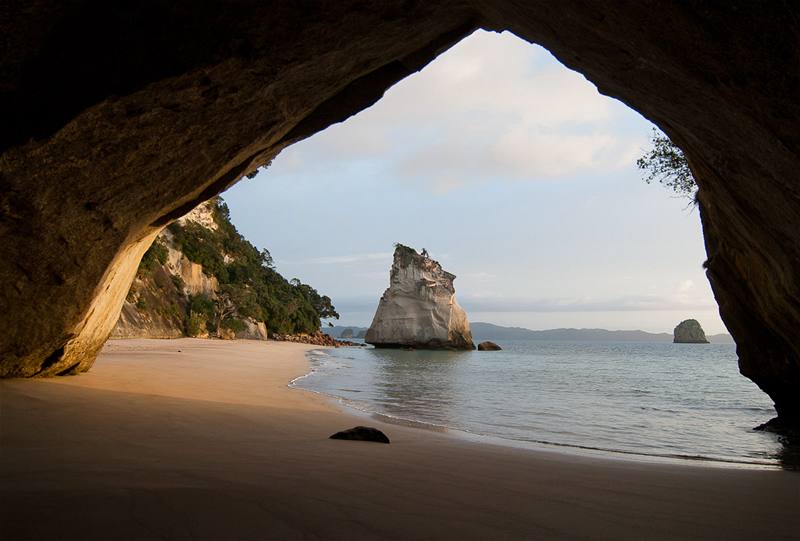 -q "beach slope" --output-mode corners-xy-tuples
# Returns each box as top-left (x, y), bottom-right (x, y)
(1, 339), (797, 540)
